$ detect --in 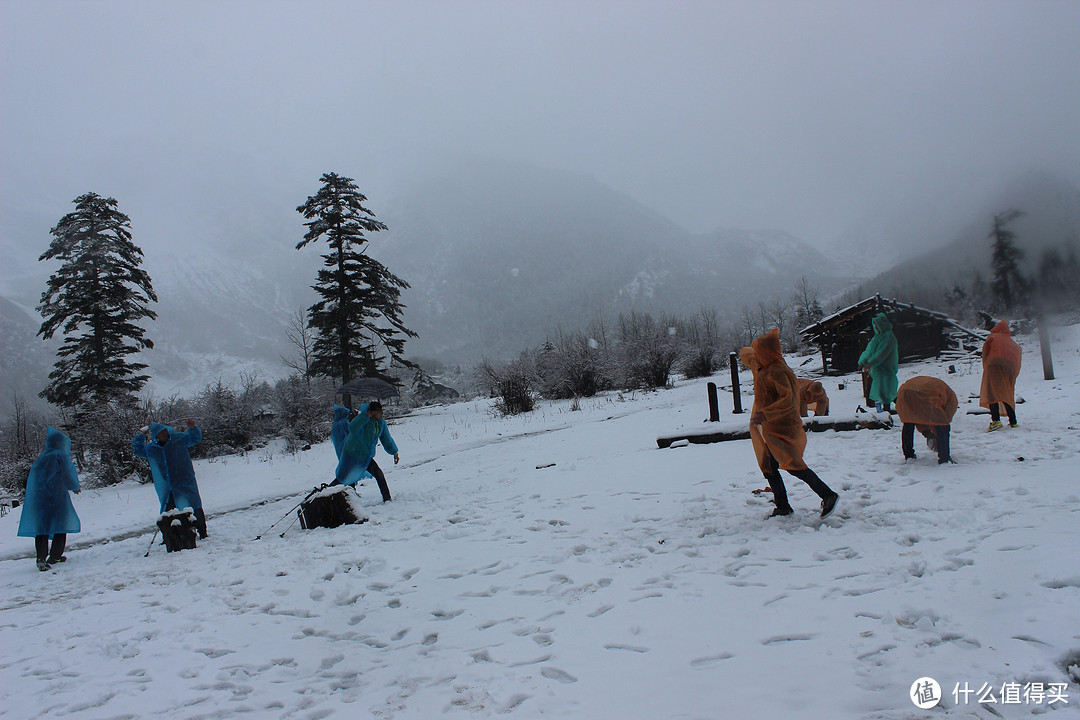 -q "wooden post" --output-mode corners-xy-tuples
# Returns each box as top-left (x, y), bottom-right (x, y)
(707, 382), (720, 422)
(729, 352), (743, 414)
(1038, 315), (1055, 380)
